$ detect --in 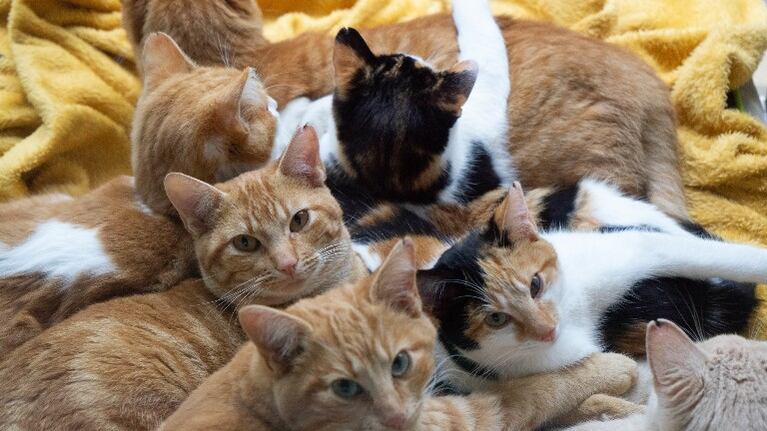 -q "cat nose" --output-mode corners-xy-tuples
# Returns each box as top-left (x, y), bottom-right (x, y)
(276, 256), (297, 277)
(381, 412), (407, 430)
(538, 326), (558, 342)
